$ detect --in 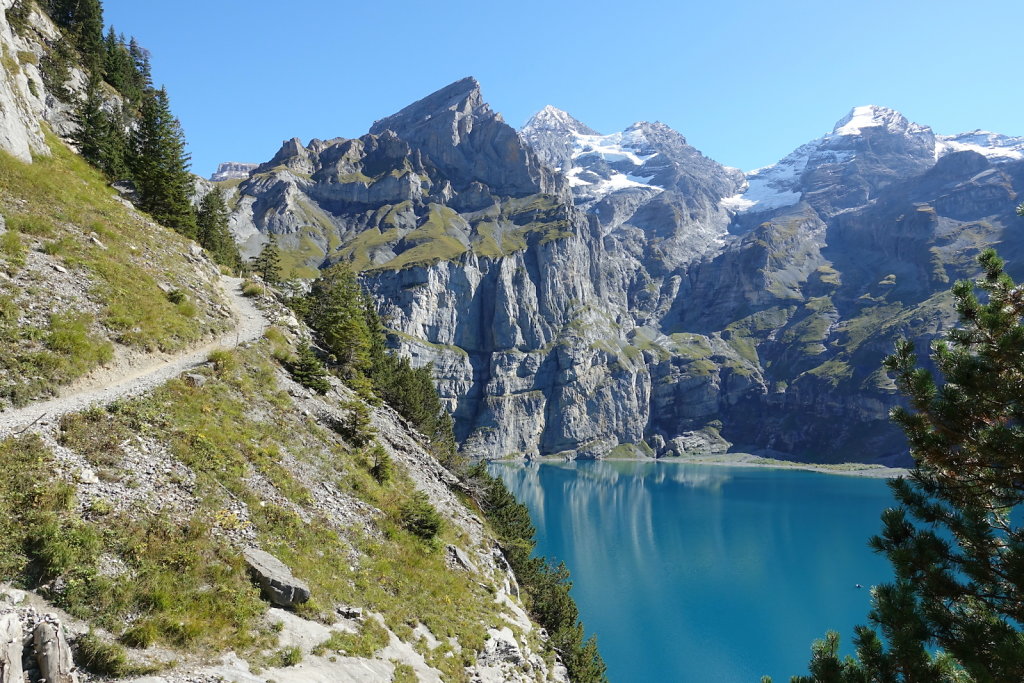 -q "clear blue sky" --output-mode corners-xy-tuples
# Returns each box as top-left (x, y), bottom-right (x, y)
(101, 0), (1024, 178)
